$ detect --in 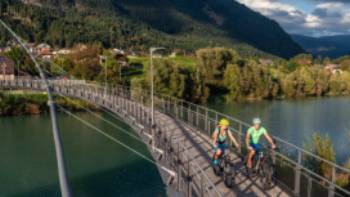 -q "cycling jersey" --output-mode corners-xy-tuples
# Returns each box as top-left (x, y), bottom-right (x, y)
(213, 126), (231, 144)
(248, 126), (267, 144)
